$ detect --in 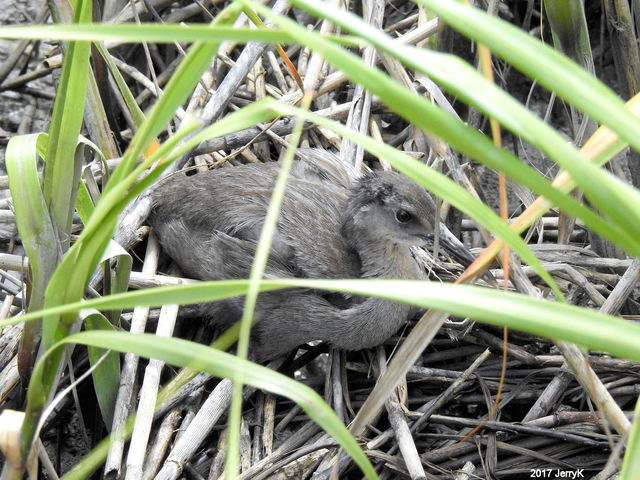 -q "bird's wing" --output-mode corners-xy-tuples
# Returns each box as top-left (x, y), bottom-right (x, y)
(276, 180), (362, 279)
(150, 163), (362, 280)
(149, 214), (297, 281)
(292, 148), (360, 189)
